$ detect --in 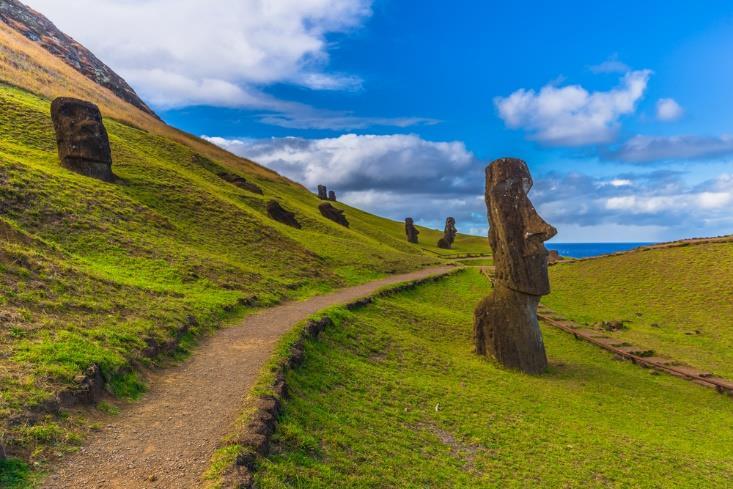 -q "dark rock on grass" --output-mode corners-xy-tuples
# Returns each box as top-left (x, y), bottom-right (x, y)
(405, 217), (419, 244)
(51, 97), (114, 182)
(597, 320), (629, 331)
(328, 190), (337, 201)
(437, 217), (457, 249)
(218, 172), (263, 195)
(317, 185), (328, 200)
(319, 202), (349, 227)
(57, 364), (105, 407)
(266, 200), (301, 229)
